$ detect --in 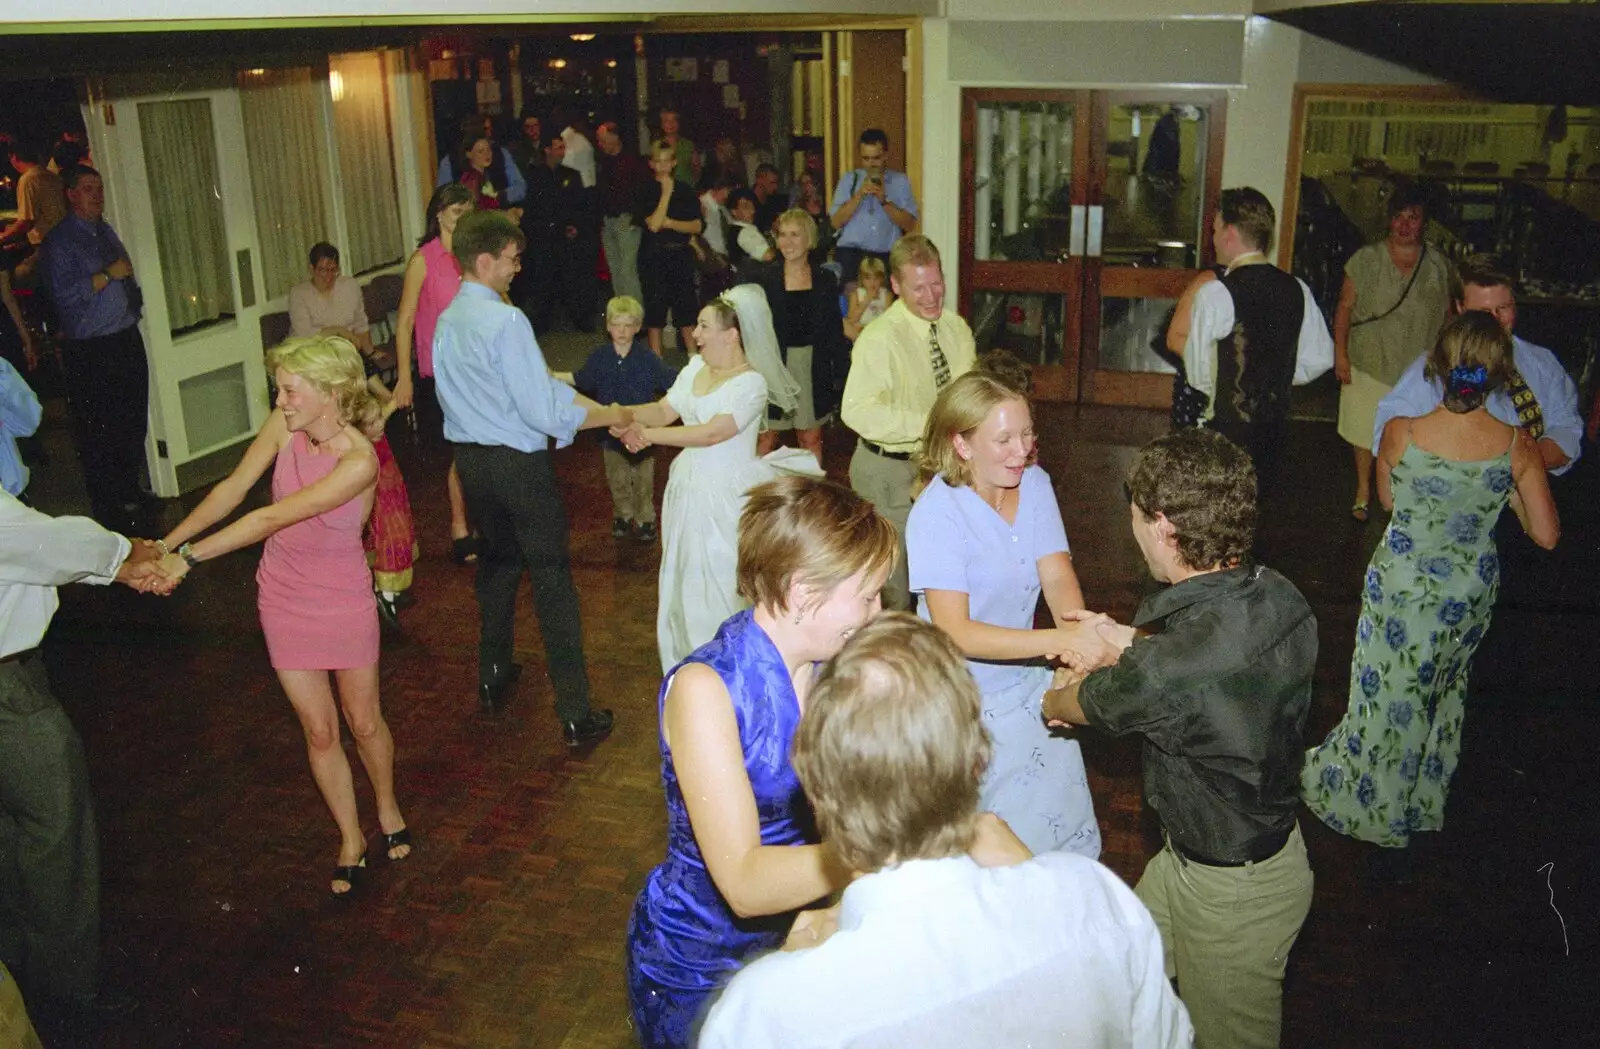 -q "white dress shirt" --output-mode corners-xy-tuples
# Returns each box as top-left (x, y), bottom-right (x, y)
(1182, 271), (1334, 421)
(699, 852), (1193, 1049)
(0, 491), (129, 657)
